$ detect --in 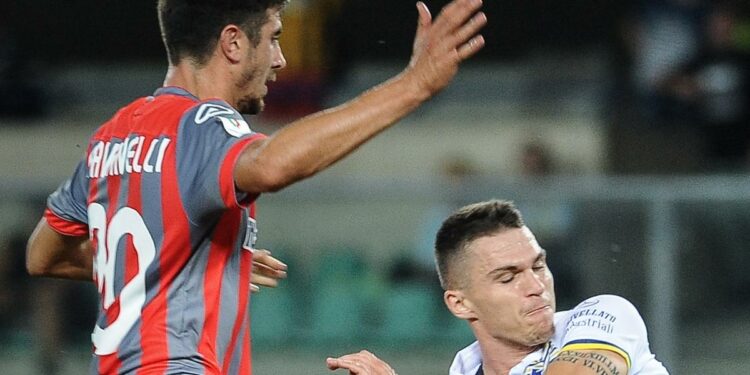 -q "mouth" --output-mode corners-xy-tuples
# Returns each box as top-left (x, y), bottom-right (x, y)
(525, 304), (551, 316)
